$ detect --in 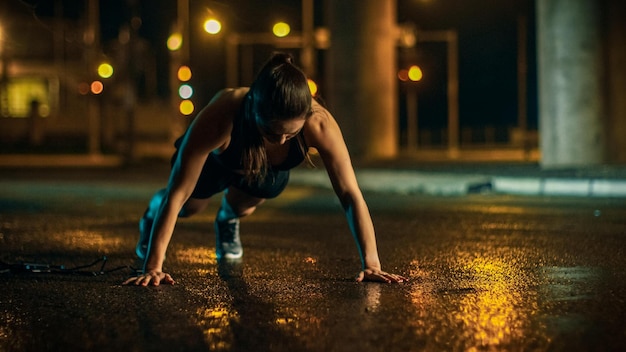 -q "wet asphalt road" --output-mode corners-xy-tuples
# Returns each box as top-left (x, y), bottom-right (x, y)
(1, 166), (626, 351)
